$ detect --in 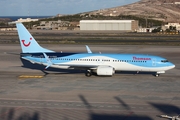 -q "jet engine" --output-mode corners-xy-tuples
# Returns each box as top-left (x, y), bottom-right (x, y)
(96, 66), (115, 76)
